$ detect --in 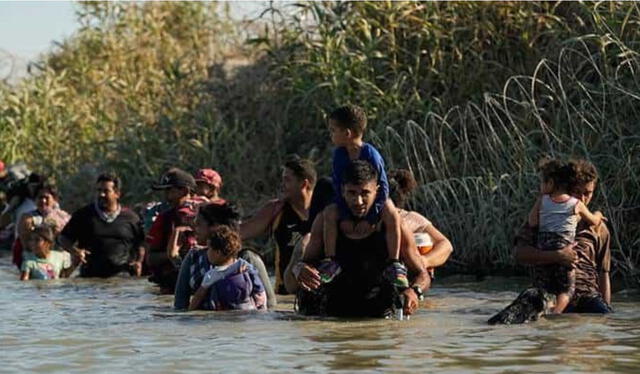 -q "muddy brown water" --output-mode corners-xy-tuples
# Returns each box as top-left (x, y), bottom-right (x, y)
(1, 254), (638, 373)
